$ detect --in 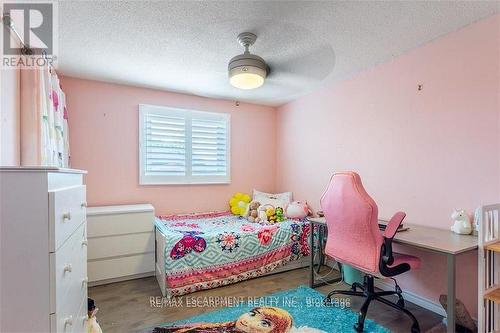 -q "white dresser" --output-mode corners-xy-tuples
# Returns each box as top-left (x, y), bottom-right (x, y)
(0, 167), (88, 333)
(86, 204), (155, 285)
